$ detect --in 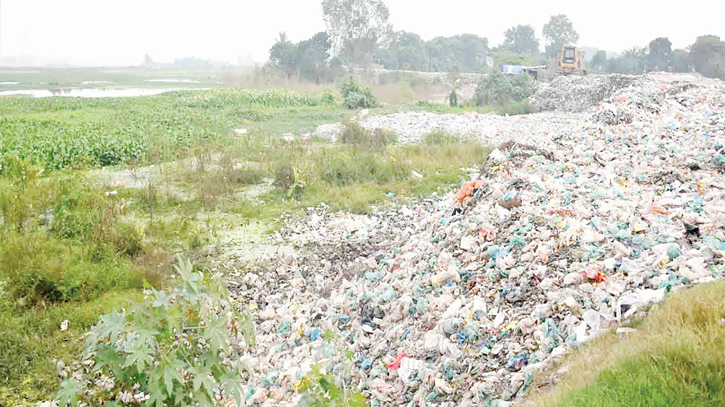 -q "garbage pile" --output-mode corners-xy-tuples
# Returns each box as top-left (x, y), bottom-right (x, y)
(227, 73), (725, 406)
(356, 111), (586, 145)
(531, 74), (641, 112)
(312, 122), (347, 142)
